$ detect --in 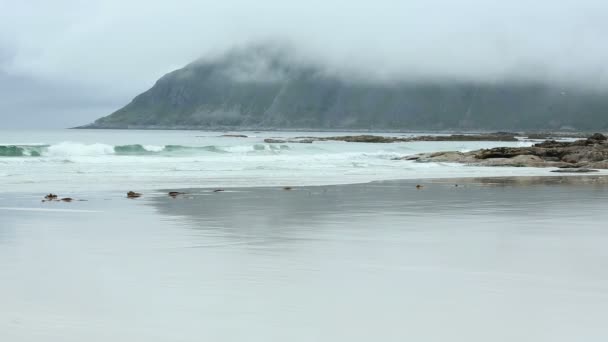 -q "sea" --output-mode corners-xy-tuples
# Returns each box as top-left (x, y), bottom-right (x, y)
(0, 129), (569, 193)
